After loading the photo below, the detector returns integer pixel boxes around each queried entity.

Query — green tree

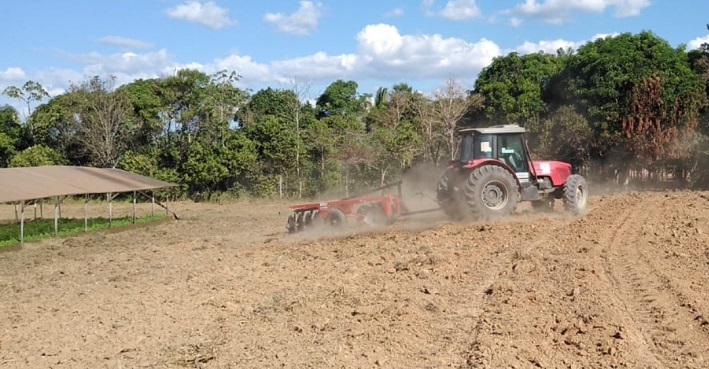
[0,105,21,166]
[474,52,564,127]
[316,80,367,118]
[364,83,424,183]
[532,105,592,169]
[2,80,50,118]
[116,78,166,148]
[198,70,246,145]
[304,118,338,193]
[244,114,299,195]
[566,31,706,169]
[9,145,66,167]
[25,93,85,164]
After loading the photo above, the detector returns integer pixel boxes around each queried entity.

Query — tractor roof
[458,124,526,135]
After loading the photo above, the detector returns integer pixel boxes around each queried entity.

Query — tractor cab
[456,125,532,183]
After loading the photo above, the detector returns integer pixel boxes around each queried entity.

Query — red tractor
[436,125,588,220]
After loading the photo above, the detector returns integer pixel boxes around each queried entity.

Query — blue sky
[1,0,708,115]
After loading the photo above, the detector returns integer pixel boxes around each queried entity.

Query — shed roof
[0,166,177,203]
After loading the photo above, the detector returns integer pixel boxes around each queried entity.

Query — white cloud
[209,55,271,84]
[508,17,523,27]
[688,35,709,50]
[423,0,482,20]
[264,1,323,36]
[69,49,174,78]
[515,39,580,54]
[3,25,631,109]
[513,33,619,54]
[354,24,500,79]
[505,0,650,24]
[0,67,27,83]
[385,8,404,18]
[440,0,481,20]
[165,0,235,30]
[98,36,153,50]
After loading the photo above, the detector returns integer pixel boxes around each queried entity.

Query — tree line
[2,30,709,200]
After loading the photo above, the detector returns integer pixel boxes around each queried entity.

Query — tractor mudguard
[531,161,572,187]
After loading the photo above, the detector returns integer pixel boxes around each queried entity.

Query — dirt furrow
[603,195,709,368]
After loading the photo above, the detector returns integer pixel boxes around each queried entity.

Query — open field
[1,190,709,368]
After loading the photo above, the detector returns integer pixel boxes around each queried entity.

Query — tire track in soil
[460,206,601,368]
[602,195,709,368]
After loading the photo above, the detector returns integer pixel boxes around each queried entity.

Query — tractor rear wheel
[464,165,519,220]
[563,174,588,215]
[436,173,465,220]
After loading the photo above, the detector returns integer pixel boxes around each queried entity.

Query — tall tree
[364,83,424,184]
[566,31,706,169]
[2,80,50,118]
[316,80,366,118]
[474,52,564,127]
[116,78,166,148]
[67,75,132,168]
[0,105,21,166]
[433,78,481,160]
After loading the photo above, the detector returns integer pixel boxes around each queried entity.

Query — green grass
[0,214,168,248]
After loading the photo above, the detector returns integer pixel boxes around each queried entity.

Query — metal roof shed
[0,166,179,243]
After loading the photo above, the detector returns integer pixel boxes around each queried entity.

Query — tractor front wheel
[464,165,519,220]
[563,174,588,215]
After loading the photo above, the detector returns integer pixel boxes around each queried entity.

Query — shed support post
[20,201,25,244]
[151,190,155,216]
[108,193,113,227]
[84,194,88,232]
[53,196,66,237]
[54,196,59,237]
[132,191,136,224]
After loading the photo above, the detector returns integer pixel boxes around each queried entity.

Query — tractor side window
[473,134,493,159]
[458,135,475,162]
[498,135,528,172]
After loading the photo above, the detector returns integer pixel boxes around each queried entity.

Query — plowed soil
[1,190,709,368]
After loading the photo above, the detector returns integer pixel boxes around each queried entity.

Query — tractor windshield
[498,134,529,173]
[458,133,493,162]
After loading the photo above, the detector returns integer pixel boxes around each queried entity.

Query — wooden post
[108,193,113,227]
[33,202,37,220]
[14,203,18,223]
[20,201,25,244]
[151,190,155,216]
[132,191,136,224]
[279,175,283,199]
[54,196,59,237]
[84,194,88,232]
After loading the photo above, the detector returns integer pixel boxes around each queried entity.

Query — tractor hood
[531,160,572,187]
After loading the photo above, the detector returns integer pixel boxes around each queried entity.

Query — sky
[1,0,708,116]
